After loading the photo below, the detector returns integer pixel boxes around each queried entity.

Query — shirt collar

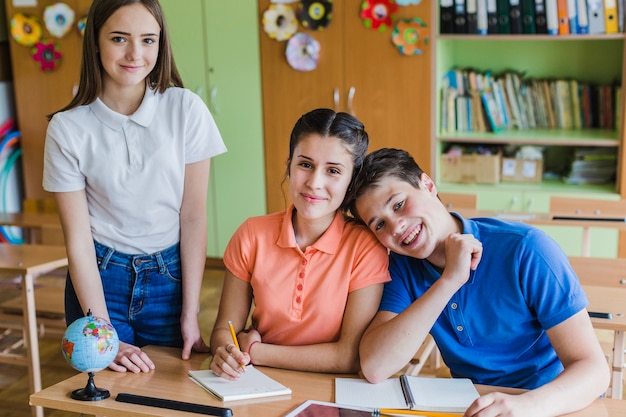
[277,205,345,254]
[89,87,159,130]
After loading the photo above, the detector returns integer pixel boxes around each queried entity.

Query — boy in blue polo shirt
[345,148,609,417]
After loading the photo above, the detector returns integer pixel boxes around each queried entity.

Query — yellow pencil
[227,320,245,370]
[227,320,241,351]
[374,409,462,417]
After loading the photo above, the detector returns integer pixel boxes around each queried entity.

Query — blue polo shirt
[381,214,588,389]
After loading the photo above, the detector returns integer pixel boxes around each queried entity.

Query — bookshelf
[430,32,625,198]
[429,20,626,256]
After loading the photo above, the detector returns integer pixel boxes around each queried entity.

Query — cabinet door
[259,0,345,214]
[163,0,265,257]
[5,0,93,199]
[343,0,431,168]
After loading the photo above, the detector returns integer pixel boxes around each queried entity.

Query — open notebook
[189,366,291,402]
[335,375,479,413]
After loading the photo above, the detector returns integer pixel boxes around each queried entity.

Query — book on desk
[188,365,292,402]
[335,375,479,413]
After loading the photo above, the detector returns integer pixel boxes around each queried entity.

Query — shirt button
[302,260,307,266]
[299,272,304,278]
[451,303,458,309]
[296,296,302,304]
[456,325,464,332]
[297,284,303,291]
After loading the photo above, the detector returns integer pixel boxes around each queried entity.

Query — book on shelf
[535,0,549,32]
[557,0,571,33]
[467,0,479,32]
[587,0,606,33]
[546,0,560,33]
[477,0,489,33]
[562,148,617,185]
[335,375,480,414]
[567,0,580,33]
[188,366,292,402]
[576,0,590,32]
[455,0,469,32]
[497,0,512,32]
[487,0,500,32]
[510,0,524,33]
[441,0,456,33]
[521,0,537,32]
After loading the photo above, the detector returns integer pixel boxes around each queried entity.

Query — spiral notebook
[189,366,291,402]
[335,375,479,413]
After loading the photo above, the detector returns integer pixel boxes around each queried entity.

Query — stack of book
[562,147,618,184]
[440,0,625,35]
[440,68,620,134]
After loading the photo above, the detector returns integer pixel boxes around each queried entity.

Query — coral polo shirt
[224,205,390,346]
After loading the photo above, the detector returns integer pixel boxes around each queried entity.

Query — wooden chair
[568,256,626,399]
[568,256,626,288]
[549,197,626,257]
[405,193,478,376]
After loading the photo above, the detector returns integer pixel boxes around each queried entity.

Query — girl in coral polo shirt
[209,108,390,379]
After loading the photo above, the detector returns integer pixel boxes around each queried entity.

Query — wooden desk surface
[456,209,626,230]
[0,212,61,228]
[30,346,626,417]
[0,244,68,275]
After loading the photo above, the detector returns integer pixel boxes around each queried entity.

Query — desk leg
[22,272,44,417]
[581,227,590,257]
[611,330,624,400]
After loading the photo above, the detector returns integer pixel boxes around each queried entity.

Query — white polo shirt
[43,87,227,254]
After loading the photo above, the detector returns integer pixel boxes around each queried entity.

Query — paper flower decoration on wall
[77,15,87,37]
[285,32,320,72]
[360,0,398,31]
[32,40,62,71]
[10,13,43,47]
[44,2,75,38]
[392,18,429,56]
[263,4,298,41]
[297,0,333,30]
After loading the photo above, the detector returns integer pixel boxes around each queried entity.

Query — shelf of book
[438,129,619,146]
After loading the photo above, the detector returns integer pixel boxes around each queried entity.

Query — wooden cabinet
[259,0,432,213]
[4,0,93,199]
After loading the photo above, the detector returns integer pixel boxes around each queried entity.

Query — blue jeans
[65,240,184,348]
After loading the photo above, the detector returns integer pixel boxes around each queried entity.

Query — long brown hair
[48,0,183,119]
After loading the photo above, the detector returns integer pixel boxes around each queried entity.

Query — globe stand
[71,371,110,401]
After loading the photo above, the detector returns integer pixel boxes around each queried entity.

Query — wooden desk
[0,244,68,417]
[584,284,626,400]
[0,212,63,244]
[30,346,626,417]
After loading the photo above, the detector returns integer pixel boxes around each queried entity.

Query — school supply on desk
[335,375,479,413]
[189,366,292,402]
[115,393,233,416]
[589,311,613,319]
[283,399,463,417]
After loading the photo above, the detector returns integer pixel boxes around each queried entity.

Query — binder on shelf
[441,0,456,33]
[557,0,570,33]
[510,0,524,32]
[587,0,606,32]
[522,0,537,32]
[467,0,479,32]
[576,0,590,32]
[545,0,560,33]
[618,0,625,32]
[497,0,512,32]
[567,0,580,33]
[604,0,618,32]
[487,0,500,32]
[477,0,489,33]
[454,0,469,32]
[535,0,549,32]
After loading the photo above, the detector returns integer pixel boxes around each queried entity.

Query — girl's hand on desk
[209,343,250,380]
[108,341,155,373]
[464,391,535,417]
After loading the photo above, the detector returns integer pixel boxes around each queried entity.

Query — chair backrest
[438,192,478,210]
[568,256,626,288]
[550,197,626,218]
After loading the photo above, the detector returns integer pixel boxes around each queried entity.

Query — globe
[61,311,119,400]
